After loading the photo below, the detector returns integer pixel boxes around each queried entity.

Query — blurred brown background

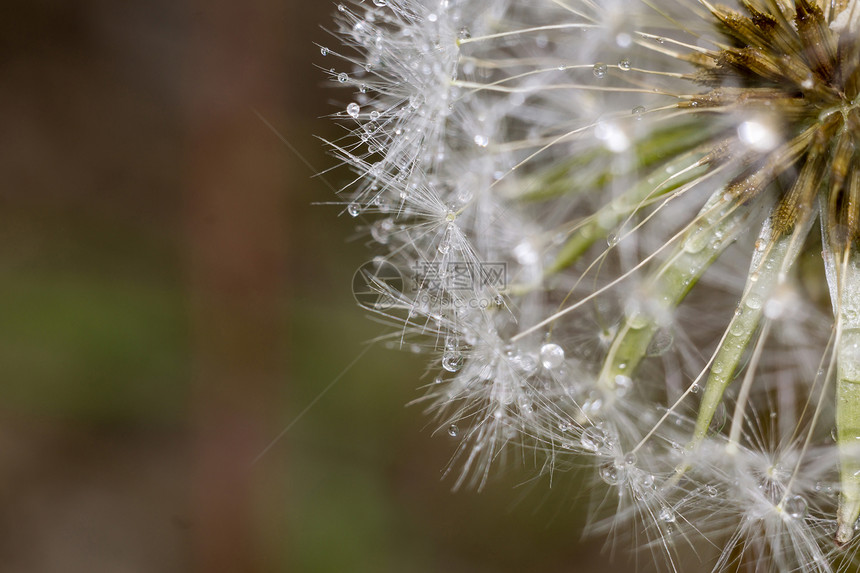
[0,2,621,572]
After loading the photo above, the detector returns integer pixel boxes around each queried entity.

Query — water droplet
[745,294,763,310]
[646,330,674,356]
[690,382,700,394]
[473,134,489,147]
[320,47,329,56]
[347,202,361,217]
[448,424,459,437]
[683,228,708,253]
[599,462,625,485]
[606,233,619,247]
[369,110,380,121]
[518,394,534,414]
[510,352,538,375]
[583,396,603,416]
[592,63,608,78]
[458,27,471,40]
[371,218,393,244]
[347,102,361,118]
[729,319,745,337]
[373,0,388,5]
[705,485,718,497]
[442,351,463,372]
[624,452,637,465]
[338,72,349,83]
[632,105,646,120]
[540,343,565,369]
[618,58,631,71]
[625,306,649,329]
[614,375,633,397]
[659,506,676,523]
[783,494,807,519]
[580,426,607,452]
[437,237,450,254]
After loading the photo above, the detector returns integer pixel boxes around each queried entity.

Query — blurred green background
[0,2,628,572]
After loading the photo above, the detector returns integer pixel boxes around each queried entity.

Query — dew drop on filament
[783,495,807,519]
[442,351,463,372]
[540,343,565,369]
[659,507,676,523]
[599,462,625,485]
[580,426,607,452]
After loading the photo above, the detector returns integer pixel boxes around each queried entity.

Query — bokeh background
[0,2,631,571]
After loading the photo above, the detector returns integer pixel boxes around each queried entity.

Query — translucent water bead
[442,351,463,372]
[599,461,626,485]
[539,343,565,369]
[659,506,676,523]
[783,495,807,519]
[580,426,609,453]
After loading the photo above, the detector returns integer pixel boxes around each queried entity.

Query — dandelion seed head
[326,0,860,568]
